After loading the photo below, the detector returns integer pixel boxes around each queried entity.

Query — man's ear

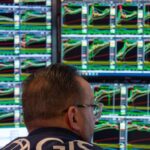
[67,106,80,132]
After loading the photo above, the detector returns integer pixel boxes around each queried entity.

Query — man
[2,64,103,150]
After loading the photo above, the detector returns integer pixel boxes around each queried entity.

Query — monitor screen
[61,0,150,149]
[0,0,52,147]
[61,0,150,77]
[91,81,150,149]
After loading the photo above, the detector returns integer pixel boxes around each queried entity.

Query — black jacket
[1,127,102,150]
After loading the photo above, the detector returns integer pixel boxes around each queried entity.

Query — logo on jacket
[3,139,30,150]
[3,138,93,150]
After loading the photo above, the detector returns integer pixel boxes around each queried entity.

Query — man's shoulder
[1,137,30,150]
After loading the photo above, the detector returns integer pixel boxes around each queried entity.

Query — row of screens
[0,109,149,150]
[0,83,150,116]
[62,37,150,71]
[0,56,51,81]
[1,36,150,76]
[0,32,51,55]
[0,8,51,30]
[94,118,150,150]
[0,0,51,5]
[62,3,150,34]
[0,0,52,147]
[93,83,150,116]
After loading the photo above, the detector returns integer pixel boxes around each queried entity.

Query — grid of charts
[61,0,150,149]
[0,0,52,147]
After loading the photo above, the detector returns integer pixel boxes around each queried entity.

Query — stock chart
[0,0,52,147]
[62,0,150,149]
[61,0,150,77]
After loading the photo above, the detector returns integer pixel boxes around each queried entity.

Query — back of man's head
[22,63,83,129]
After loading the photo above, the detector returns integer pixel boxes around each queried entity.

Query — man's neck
[26,117,70,133]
